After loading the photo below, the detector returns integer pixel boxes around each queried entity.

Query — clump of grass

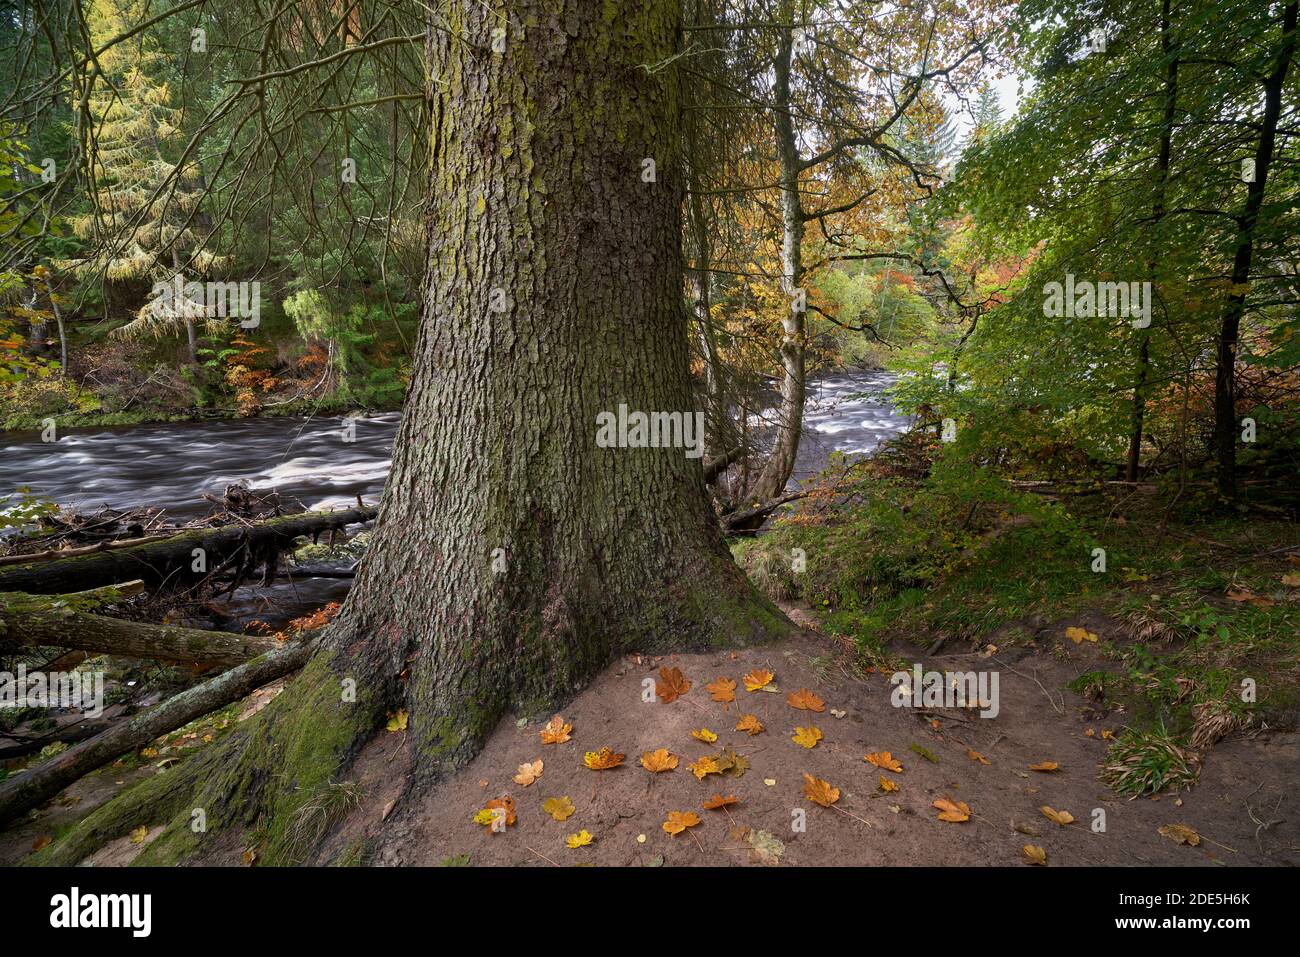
[1100,727,1200,797]
[282,780,365,864]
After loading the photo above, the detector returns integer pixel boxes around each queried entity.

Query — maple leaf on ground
[791,726,823,749]
[933,798,971,823]
[735,714,765,735]
[539,715,572,744]
[583,747,625,770]
[714,747,750,778]
[802,773,839,808]
[702,794,739,810]
[878,775,898,793]
[1022,844,1047,865]
[743,668,775,692]
[513,760,543,786]
[1028,761,1060,772]
[566,830,594,849]
[542,796,576,821]
[662,811,702,835]
[641,748,679,772]
[706,677,737,705]
[386,709,408,733]
[687,756,722,779]
[1065,626,1098,644]
[1158,823,1201,846]
[656,666,692,703]
[787,688,826,712]
[129,826,148,844]
[1040,806,1074,826]
[967,749,990,765]
[475,796,517,831]
[864,751,903,773]
[691,728,718,743]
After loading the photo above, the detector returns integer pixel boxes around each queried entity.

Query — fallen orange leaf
[706,677,737,705]
[656,666,692,703]
[640,748,679,773]
[735,714,765,735]
[791,726,823,749]
[802,773,839,808]
[743,668,775,692]
[787,688,826,712]
[864,751,903,773]
[662,810,701,835]
[702,794,739,810]
[933,798,971,823]
[583,747,625,770]
[539,715,572,744]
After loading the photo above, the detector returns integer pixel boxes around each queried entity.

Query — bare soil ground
[6,612,1295,867]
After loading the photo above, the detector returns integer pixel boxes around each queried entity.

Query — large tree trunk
[1213,1,1297,500]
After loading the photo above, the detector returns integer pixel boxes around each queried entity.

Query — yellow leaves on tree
[656,666,692,703]
[1040,806,1075,826]
[539,715,572,744]
[542,796,576,822]
[662,811,702,836]
[933,798,971,823]
[706,677,737,705]
[583,747,625,770]
[566,830,594,849]
[640,749,679,773]
[802,773,839,808]
[791,726,823,749]
[743,668,775,692]
[513,760,543,786]
[786,688,826,712]
[735,714,765,735]
[864,751,902,773]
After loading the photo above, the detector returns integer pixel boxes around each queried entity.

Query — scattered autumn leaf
[933,798,971,823]
[662,811,702,835]
[539,715,572,744]
[129,826,148,844]
[583,747,625,770]
[878,775,898,793]
[706,677,737,705]
[542,796,576,821]
[702,794,739,810]
[864,751,903,773]
[386,709,408,732]
[735,714,765,735]
[513,760,544,786]
[32,835,51,852]
[802,773,840,808]
[1040,806,1074,826]
[1158,823,1201,846]
[656,666,692,703]
[687,756,722,779]
[1065,626,1098,644]
[714,748,750,778]
[484,796,516,828]
[791,726,823,749]
[967,749,990,765]
[787,688,826,712]
[1022,844,1047,865]
[640,749,679,773]
[691,728,718,743]
[743,668,775,692]
[1028,761,1060,773]
[566,830,594,849]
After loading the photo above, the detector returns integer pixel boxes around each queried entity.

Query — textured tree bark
[320,0,789,774]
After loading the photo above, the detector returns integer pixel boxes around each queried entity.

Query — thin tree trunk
[1214,1,1297,500]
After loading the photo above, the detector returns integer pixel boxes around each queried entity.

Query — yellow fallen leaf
[864,751,903,773]
[691,728,718,743]
[513,759,544,786]
[802,773,839,808]
[967,749,990,764]
[1028,761,1060,772]
[687,756,721,779]
[735,714,764,735]
[1158,823,1201,846]
[743,668,775,692]
[583,747,625,770]
[640,748,679,772]
[386,709,408,732]
[1022,844,1047,865]
[542,796,576,821]
[791,726,823,749]
[129,826,148,844]
[878,775,898,793]
[539,715,572,744]
[566,830,594,848]
[1065,626,1098,644]
[662,811,701,835]
[933,798,971,823]
[1040,806,1074,826]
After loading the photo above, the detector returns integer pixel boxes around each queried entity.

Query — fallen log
[0,640,312,826]
[721,490,809,532]
[0,505,377,595]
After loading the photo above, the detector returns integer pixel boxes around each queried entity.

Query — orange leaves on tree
[540,715,572,744]
[656,666,692,703]
[802,773,839,808]
[743,668,775,692]
[933,798,971,823]
[786,688,825,712]
[583,747,625,770]
[706,677,737,705]
[791,726,823,749]
[662,811,702,836]
[864,751,902,773]
[640,749,678,773]
[702,794,738,810]
[735,714,765,735]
